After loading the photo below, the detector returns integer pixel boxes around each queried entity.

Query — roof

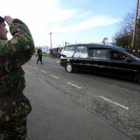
[65,43,124,50]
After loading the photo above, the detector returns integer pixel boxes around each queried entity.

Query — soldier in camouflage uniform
[0,16,35,140]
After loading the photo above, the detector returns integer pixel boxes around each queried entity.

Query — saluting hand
[4,16,13,26]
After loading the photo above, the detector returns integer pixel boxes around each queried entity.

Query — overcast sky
[0,0,136,48]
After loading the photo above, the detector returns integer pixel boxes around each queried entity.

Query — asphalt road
[24,55,140,140]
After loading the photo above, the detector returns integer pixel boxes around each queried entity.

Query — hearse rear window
[74,46,88,58]
[62,46,75,57]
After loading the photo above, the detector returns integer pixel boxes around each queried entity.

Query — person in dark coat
[36,48,43,64]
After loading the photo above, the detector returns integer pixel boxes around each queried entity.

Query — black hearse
[60,43,140,84]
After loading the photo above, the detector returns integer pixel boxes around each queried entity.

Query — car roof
[65,43,125,51]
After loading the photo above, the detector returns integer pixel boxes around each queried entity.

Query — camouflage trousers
[0,116,27,140]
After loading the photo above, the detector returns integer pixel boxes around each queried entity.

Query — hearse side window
[74,46,88,58]
[90,49,108,59]
[110,51,127,61]
[62,46,75,57]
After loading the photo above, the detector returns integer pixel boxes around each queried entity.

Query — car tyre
[65,63,74,73]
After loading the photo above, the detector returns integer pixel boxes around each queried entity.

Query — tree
[112,12,134,48]
[113,7,140,50]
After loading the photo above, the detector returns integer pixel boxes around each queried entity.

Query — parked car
[59,43,140,84]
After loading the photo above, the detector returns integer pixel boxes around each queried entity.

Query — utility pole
[50,32,52,49]
[131,0,139,49]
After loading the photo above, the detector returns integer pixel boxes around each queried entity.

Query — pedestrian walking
[0,15,35,140]
[36,48,43,64]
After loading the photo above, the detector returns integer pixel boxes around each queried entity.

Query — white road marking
[31,66,38,70]
[99,96,129,110]
[67,82,81,89]
[51,75,59,79]
[24,66,38,70]
[23,69,32,75]
[24,66,32,68]
[38,78,56,90]
[41,70,46,74]
[56,61,59,63]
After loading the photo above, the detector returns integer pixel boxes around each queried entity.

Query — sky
[0,0,137,48]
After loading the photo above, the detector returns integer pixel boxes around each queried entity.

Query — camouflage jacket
[0,19,35,122]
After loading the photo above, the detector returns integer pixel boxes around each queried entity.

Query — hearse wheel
[65,63,74,73]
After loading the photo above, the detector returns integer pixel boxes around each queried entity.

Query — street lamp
[50,32,52,49]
